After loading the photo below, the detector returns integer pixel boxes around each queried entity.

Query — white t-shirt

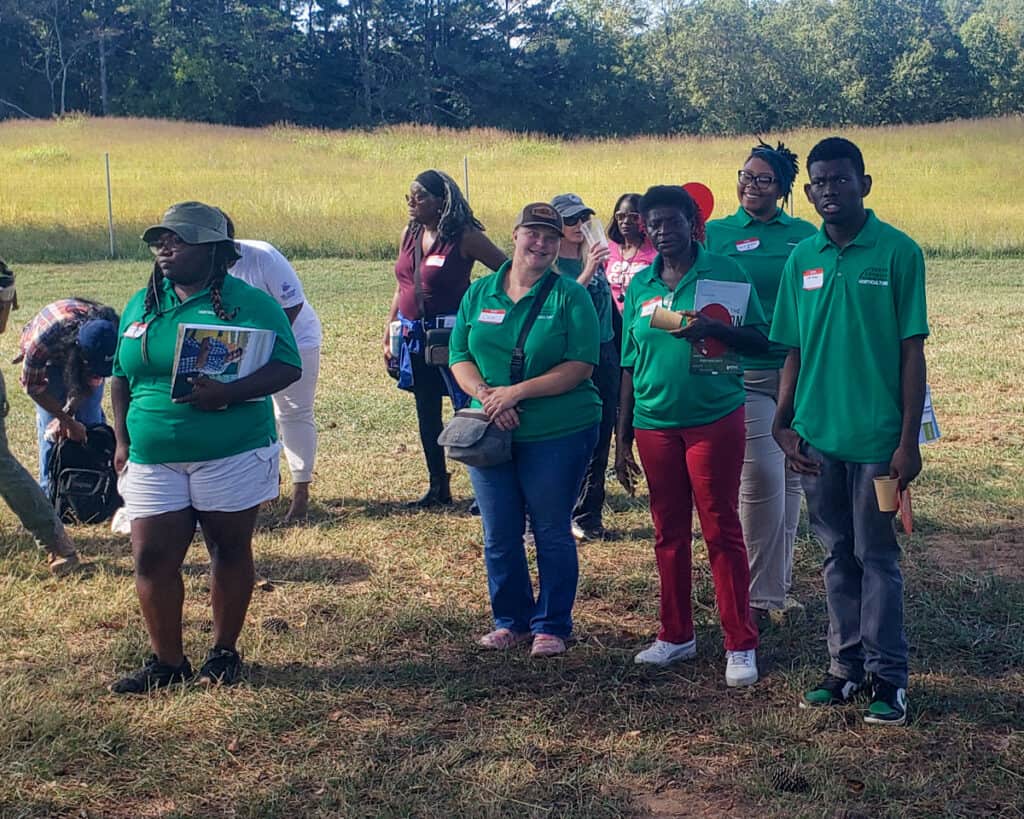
[229,240,322,350]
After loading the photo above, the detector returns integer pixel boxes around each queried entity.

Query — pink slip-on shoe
[530,634,567,657]
[477,628,532,650]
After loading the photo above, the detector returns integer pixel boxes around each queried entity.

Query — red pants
[635,407,758,651]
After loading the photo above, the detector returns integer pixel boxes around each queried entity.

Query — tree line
[1,0,1022,136]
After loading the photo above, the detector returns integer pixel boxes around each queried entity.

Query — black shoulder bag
[412,230,454,367]
[438,273,557,467]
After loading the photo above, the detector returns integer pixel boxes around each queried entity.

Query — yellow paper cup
[873,476,900,512]
[650,305,684,331]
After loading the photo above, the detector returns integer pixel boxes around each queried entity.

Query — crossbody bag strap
[411,226,426,320]
[510,272,557,385]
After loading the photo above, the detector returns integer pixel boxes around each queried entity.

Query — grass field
[0,255,1022,818]
[2,115,1024,263]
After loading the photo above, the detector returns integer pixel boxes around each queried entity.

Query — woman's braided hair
[410,169,483,243]
[749,139,800,205]
[142,241,239,322]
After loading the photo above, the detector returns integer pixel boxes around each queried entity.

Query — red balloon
[683,181,715,221]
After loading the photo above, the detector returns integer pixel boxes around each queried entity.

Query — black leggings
[410,350,448,480]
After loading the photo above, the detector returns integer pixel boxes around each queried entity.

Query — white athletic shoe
[725,649,759,687]
[634,638,697,666]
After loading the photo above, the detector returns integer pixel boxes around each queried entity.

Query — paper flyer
[919,384,941,444]
[170,324,276,400]
[689,279,750,375]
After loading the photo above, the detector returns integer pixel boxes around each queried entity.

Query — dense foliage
[1,0,1022,135]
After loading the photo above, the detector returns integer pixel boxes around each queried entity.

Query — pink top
[606,237,658,313]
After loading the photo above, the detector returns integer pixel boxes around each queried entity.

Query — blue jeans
[801,444,907,688]
[468,424,598,638]
[35,365,105,494]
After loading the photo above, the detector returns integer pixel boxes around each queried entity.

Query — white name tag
[425,254,446,268]
[735,238,760,252]
[802,268,824,290]
[640,297,663,317]
[478,309,506,324]
[123,322,148,339]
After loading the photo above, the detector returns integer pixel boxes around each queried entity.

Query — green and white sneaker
[864,677,908,726]
[800,673,864,708]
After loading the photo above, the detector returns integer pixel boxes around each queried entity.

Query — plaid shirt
[16,299,96,395]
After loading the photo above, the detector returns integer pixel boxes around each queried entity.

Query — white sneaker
[634,638,697,666]
[571,521,585,540]
[725,649,758,687]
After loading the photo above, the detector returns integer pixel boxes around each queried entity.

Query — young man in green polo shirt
[770,137,929,726]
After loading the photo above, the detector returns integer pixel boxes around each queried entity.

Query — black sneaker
[109,655,193,695]
[799,673,864,708]
[864,677,908,726]
[196,646,243,687]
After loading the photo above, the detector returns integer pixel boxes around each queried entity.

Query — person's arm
[461,229,507,272]
[478,360,593,418]
[675,313,769,355]
[111,375,131,472]
[384,229,407,358]
[614,368,642,495]
[889,336,927,488]
[28,390,88,442]
[772,348,820,474]
[174,361,301,411]
[450,360,519,431]
[576,243,610,288]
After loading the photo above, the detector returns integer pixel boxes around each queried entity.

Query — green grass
[2,115,1024,263]
[1,257,1022,817]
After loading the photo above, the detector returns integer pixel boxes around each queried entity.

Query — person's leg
[851,461,908,689]
[35,366,66,493]
[409,350,450,506]
[685,408,758,652]
[634,427,695,645]
[739,389,788,611]
[574,341,619,534]
[783,465,804,597]
[801,445,865,684]
[131,509,197,666]
[273,345,320,522]
[520,424,598,638]
[0,372,75,562]
[197,506,259,651]
[467,459,533,634]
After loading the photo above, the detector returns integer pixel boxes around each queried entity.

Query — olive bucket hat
[142,201,240,262]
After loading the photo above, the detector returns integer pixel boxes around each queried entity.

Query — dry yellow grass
[1,115,1022,262]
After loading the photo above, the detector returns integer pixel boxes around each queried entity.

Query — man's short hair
[806,137,866,177]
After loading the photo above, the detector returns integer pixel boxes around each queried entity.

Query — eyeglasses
[615,212,641,223]
[563,213,591,227]
[738,170,777,188]
[147,234,188,255]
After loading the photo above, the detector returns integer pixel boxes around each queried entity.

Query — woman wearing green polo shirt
[108,202,302,695]
[615,185,767,686]
[706,141,817,621]
[449,202,601,658]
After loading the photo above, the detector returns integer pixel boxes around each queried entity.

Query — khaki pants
[740,369,803,610]
[0,371,68,552]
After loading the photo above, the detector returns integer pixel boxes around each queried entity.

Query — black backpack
[46,423,122,525]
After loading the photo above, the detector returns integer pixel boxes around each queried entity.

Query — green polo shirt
[706,206,816,370]
[449,264,601,442]
[553,256,615,344]
[770,210,929,463]
[113,275,301,464]
[621,247,767,430]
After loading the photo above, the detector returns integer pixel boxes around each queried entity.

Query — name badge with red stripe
[425,254,446,268]
[478,309,506,324]
[640,296,663,317]
[735,237,760,252]
[802,268,824,290]
[123,322,148,339]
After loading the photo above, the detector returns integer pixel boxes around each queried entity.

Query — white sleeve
[258,244,306,309]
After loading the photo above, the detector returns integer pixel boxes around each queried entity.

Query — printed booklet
[690,279,750,375]
[170,324,276,400]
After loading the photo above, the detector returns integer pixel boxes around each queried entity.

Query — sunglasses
[563,213,591,227]
[147,234,189,255]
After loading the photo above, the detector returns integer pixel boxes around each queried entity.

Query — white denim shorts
[118,443,281,520]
